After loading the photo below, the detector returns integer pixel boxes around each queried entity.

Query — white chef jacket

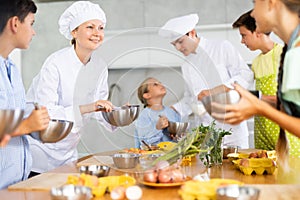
[173,37,254,148]
[26,46,114,173]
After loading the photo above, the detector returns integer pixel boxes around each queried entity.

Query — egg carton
[238,165,276,175]
[233,158,276,175]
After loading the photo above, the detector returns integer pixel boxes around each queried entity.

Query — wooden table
[1,152,300,200]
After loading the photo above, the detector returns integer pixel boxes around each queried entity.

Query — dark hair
[232,10,256,33]
[281,0,300,17]
[0,0,37,34]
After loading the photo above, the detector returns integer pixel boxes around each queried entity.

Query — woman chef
[26,1,115,177]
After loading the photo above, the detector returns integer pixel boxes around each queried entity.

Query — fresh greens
[152,121,232,167]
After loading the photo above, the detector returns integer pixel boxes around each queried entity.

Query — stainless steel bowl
[50,184,92,200]
[112,153,139,169]
[216,185,260,200]
[39,119,73,143]
[167,121,189,137]
[0,109,24,139]
[102,105,140,127]
[79,165,110,177]
[201,90,240,115]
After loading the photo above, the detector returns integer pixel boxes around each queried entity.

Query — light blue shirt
[134,106,181,148]
[0,56,31,189]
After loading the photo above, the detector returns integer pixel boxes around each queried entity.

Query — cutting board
[8,173,78,191]
[76,155,114,167]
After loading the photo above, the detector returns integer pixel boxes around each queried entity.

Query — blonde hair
[137,77,155,108]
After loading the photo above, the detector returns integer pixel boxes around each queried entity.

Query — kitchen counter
[1,151,300,200]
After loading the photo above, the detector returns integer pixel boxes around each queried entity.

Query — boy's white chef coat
[173,37,254,148]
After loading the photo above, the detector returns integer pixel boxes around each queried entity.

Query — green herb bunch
[152,121,232,167]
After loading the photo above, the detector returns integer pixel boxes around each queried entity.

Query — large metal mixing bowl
[0,109,24,139]
[102,105,140,127]
[201,90,240,115]
[39,119,73,143]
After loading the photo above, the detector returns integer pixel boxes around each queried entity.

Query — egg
[110,186,126,200]
[125,185,143,200]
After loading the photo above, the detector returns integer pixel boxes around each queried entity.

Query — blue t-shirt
[134,106,181,148]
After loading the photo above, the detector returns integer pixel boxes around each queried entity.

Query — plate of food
[141,176,192,187]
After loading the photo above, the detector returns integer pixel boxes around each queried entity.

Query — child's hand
[156,115,169,130]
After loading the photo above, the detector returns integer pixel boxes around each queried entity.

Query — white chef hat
[159,14,199,42]
[59,1,106,40]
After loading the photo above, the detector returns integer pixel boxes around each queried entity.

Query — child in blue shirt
[134,77,181,148]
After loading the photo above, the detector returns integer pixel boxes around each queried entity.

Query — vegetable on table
[151,121,232,167]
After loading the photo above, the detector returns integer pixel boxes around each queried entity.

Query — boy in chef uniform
[159,14,254,148]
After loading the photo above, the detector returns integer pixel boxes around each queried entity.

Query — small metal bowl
[79,165,110,177]
[112,153,139,169]
[216,185,260,200]
[102,105,140,127]
[50,184,92,200]
[39,119,73,143]
[139,153,164,170]
[167,121,189,137]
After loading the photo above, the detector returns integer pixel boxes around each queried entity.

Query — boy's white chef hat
[59,1,106,40]
[159,14,199,42]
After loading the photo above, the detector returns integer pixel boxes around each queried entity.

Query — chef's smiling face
[71,19,104,51]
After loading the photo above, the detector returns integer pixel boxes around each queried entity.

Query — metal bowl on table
[50,184,92,200]
[39,119,73,143]
[167,121,189,138]
[79,165,110,177]
[0,109,24,139]
[216,185,260,200]
[112,153,140,169]
[101,105,140,127]
[201,90,240,115]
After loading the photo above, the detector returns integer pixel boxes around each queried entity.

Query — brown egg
[240,158,249,167]
[249,152,258,158]
[259,151,268,158]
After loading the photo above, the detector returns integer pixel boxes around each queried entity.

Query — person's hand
[26,106,50,132]
[95,100,113,112]
[197,89,210,101]
[211,84,262,124]
[156,115,169,130]
[0,134,11,147]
